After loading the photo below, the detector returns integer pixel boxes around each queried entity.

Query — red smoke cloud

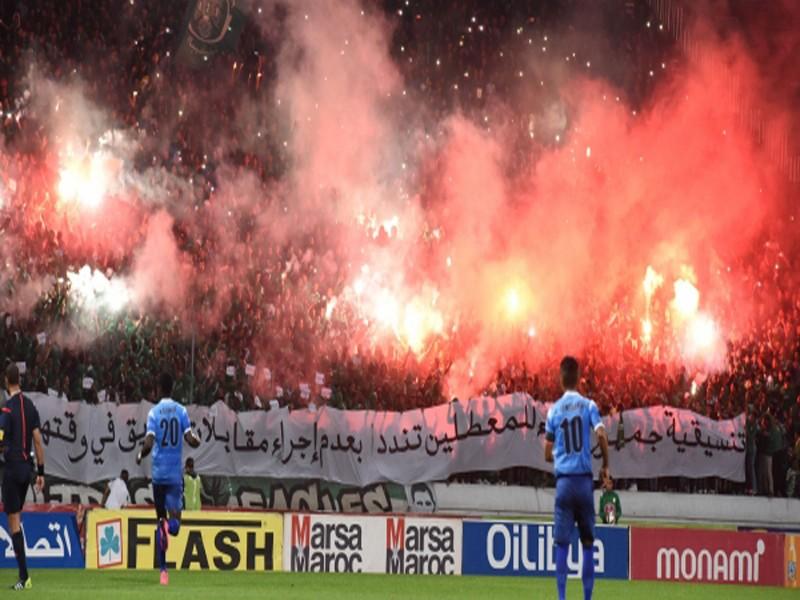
[423,34,787,392]
[2,0,797,397]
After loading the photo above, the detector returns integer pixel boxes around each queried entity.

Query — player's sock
[168,518,180,536]
[155,520,167,571]
[11,531,28,582]
[555,543,569,600]
[582,545,595,600]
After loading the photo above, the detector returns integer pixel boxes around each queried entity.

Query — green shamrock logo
[100,525,120,557]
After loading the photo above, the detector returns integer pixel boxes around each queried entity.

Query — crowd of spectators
[0,1,797,498]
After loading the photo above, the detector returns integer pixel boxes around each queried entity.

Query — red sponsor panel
[631,528,784,586]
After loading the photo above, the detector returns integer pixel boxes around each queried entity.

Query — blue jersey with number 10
[146,398,191,484]
[545,391,603,477]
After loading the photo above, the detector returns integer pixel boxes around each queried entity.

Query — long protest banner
[29,393,745,486]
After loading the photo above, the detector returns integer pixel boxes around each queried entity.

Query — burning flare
[67,265,130,313]
[672,278,700,318]
[642,265,664,303]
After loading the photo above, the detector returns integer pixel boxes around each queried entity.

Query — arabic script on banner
[30,393,745,485]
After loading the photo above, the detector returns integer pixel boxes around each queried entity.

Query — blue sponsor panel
[462,521,628,579]
[0,512,84,568]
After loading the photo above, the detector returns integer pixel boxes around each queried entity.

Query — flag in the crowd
[177,0,245,68]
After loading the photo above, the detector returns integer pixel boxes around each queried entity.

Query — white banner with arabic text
[28,393,745,485]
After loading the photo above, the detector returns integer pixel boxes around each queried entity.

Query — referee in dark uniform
[1,363,45,591]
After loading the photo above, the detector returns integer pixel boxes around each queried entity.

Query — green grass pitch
[0,570,794,599]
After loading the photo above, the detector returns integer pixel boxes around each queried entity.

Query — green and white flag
[177,0,245,68]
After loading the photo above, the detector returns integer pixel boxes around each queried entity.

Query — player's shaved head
[159,372,174,398]
[560,356,579,390]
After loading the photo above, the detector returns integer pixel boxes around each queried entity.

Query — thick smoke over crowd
[232,1,786,389]
[0,0,797,407]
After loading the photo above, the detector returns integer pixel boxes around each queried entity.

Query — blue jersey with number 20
[146,398,191,484]
[545,391,603,477]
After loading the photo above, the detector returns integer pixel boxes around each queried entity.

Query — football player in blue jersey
[545,356,610,600]
[137,373,200,586]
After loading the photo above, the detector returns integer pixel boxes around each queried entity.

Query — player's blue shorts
[554,474,595,546]
[152,482,184,519]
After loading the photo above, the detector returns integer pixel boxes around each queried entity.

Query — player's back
[147,398,190,484]
[546,391,602,478]
[1,393,41,464]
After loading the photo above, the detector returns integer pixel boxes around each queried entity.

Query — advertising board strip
[461,521,629,579]
[0,512,83,569]
[786,535,798,588]
[283,513,462,575]
[630,527,784,586]
[86,509,282,571]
